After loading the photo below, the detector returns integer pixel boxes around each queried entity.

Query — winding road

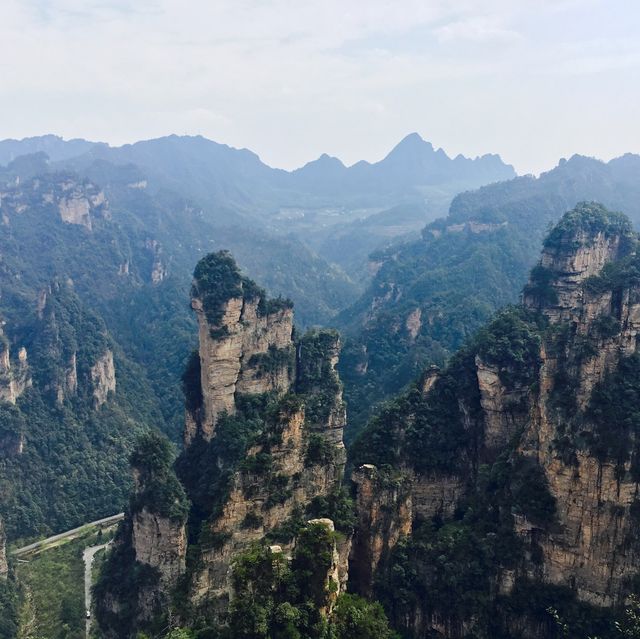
[10,513,124,557]
[10,513,123,638]
[84,542,111,637]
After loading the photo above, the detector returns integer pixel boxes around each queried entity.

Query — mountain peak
[386,133,434,158]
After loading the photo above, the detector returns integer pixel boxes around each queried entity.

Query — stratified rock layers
[351,204,640,634]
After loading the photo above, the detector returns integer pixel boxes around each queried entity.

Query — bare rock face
[350,465,412,598]
[132,507,187,586]
[91,350,116,407]
[145,239,167,284]
[56,181,109,230]
[0,516,8,579]
[475,355,529,452]
[350,462,465,599]
[59,195,92,228]
[56,350,78,404]
[405,308,422,342]
[0,335,31,405]
[188,254,294,443]
[191,294,294,441]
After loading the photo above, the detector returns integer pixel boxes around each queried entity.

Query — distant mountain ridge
[0,134,103,165]
[0,132,516,210]
[289,132,516,199]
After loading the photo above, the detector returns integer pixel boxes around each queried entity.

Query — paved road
[84,541,111,638]
[10,513,124,557]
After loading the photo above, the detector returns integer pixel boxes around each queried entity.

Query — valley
[1,133,640,639]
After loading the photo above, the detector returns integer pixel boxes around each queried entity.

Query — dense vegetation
[0,281,162,540]
[129,432,190,522]
[216,525,396,639]
[587,353,640,479]
[351,205,640,637]
[0,576,20,639]
[0,154,355,543]
[351,305,543,473]
[2,136,640,638]
[543,202,633,249]
[94,433,187,639]
[10,525,115,639]
[338,155,640,440]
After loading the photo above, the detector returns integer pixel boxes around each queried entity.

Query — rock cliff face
[0,173,109,230]
[95,432,189,637]
[57,180,108,229]
[99,252,349,636]
[351,203,640,636]
[0,333,31,406]
[0,516,8,579]
[518,210,640,607]
[183,256,347,614]
[350,465,412,598]
[131,506,187,587]
[91,349,116,407]
[190,295,293,441]
[187,252,294,443]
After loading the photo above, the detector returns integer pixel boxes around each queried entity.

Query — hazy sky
[1,0,638,174]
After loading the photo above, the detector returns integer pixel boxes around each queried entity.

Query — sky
[0,0,639,175]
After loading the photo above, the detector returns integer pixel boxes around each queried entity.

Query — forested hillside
[349,204,640,637]
[0,132,514,544]
[338,153,640,438]
[0,160,353,540]
[6,133,516,278]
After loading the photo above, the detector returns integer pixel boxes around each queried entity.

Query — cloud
[434,16,523,44]
[0,0,638,174]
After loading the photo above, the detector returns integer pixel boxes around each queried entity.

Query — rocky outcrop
[99,253,349,636]
[57,181,108,230]
[405,308,422,341]
[350,462,465,598]
[59,194,92,228]
[145,239,167,284]
[516,213,640,606]
[56,350,78,404]
[95,432,189,637]
[189,326,346,611]
[350,465,412,598]
[190,293,293,441]
[91,350,116,407]
[132,507,187,587]
[306,518,345,615]
[0,335,31,405]
[352,204,640,635]
[0,516,8,579]
[523,210,632,324]
[475,355,529,452]
[188,252,294,443]
[0,173,109,230]
[185,256,346,615]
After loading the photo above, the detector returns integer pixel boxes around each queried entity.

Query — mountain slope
[0,135,100,166]
[338,153,640,438]
[350,203,640,637]
[0,151,363,542]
